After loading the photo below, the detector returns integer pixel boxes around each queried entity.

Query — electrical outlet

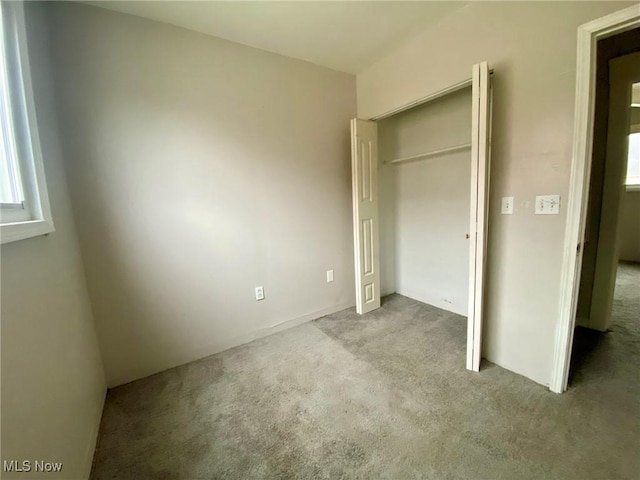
[255,286,265,301]
[501,196,514,214]
[326,270,334,283]
[535,195,561,215]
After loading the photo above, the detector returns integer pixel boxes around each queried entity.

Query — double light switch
[535,195,560,215]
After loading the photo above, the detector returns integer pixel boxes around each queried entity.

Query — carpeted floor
[91,263,640,480]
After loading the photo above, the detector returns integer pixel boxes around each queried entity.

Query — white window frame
[0,1,53,244]
[628,125,640,192]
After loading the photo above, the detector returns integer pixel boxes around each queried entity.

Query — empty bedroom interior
[1,1,638,479]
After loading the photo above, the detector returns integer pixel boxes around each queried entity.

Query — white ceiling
[84,1,468,74]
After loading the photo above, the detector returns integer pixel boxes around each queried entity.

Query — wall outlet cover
[255,286,265,301]
[326,270,334,283]
[501,196,514,214]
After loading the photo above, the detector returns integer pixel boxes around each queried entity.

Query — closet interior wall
[378,87,473,315]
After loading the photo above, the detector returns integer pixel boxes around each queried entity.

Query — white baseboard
[396,288,467,316]
[108,300,356,388]
[249,300,356,340]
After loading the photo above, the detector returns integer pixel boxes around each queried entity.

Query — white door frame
[354,62,492,371]
[550,4,640,394]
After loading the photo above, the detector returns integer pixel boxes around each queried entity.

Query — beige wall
[46,3,357,387]
[378,88,471,315]
[1,3,106,479]
[378,158,397,297]
[357,1,634,386]
[619,191,640,262]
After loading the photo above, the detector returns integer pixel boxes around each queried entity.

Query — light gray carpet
[91,264,640,480]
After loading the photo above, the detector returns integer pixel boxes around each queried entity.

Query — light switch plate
[501,196,514,214]
[255,286,265,301]
[535,195,560,214]
[326,270,334,283]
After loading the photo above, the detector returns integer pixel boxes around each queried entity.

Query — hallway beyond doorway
[570,262,640,390]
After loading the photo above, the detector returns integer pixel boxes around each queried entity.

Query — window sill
[1,218,55,244]
[625,184,640,192]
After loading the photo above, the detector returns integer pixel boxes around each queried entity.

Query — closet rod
[370,70,494,121]
[386,143,472,165]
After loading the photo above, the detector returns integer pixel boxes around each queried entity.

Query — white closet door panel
[351,119,381,314]
[467,61,492,371]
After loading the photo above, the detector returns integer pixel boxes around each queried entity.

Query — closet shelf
[386,143,472,165]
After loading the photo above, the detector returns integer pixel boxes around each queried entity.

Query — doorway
[552,8,640,393]
[571,47,640,377]
[350,62,492,372]
[576,51,640,331]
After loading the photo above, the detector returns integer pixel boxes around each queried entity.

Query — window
[0,2,53,244]
[627,132,640,189]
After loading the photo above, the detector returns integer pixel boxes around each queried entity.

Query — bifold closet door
[350,119,381,314]
[467,61,492,372]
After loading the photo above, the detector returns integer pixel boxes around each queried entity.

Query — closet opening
[350,62,492,371]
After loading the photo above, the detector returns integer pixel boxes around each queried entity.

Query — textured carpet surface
[91,264,640,480]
